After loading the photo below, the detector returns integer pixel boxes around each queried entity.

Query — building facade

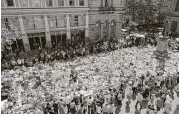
[1,0,125,53]
[88,0,125,41]
[162,0,179,33]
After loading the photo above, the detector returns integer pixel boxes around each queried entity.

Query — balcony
[99,7,115,14]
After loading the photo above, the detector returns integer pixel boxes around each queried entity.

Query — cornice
[1,7,90,15]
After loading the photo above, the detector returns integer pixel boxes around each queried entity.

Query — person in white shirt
[132,79,139,95]
[87,96,94,114]
[102,103,109,114]
[96,104,102,114]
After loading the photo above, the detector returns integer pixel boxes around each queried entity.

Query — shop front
[71,29,85,47]
[27,32,46,51]
[50,31,66,48]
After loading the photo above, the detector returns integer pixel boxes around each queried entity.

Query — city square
[1,0,179,114]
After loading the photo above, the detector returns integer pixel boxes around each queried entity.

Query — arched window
[111,20,116,37]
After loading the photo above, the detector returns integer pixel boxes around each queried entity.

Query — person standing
[164,100,172,114]
[102,103,109,114]
[155,97,164,112]
[135,92,143,110]
[117,91,123,106]
[87,96,94,114]
[133,79,139,95]
[96,103,102,114]
[52,100,59,114]
[108,102,115,114]
[70,100,76,114]
[126,87,133,104]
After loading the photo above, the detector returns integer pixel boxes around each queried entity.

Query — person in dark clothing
[160,80,165,88]
[46,103,54,114]
[143,88,149,99]
[79,94,83,107]
[42,104,48,114]
[53,101,59,114]
[177,74,179,84]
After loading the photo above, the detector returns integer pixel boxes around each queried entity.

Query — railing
[99,7,115,14]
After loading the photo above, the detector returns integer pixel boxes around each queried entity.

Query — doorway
[28,36,46,51]
[71,29,85,46]
[51,31,66,48]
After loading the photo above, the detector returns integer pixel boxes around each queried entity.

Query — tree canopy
[1,24,22,52]
[129,0,165,25]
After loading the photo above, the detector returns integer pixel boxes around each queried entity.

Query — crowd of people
[2,32,171,71]
[1,32,179,114]
[39,72,179,114]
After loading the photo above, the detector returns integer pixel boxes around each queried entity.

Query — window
[69,0,75,6]
[48,15,57,28]
[2,0,5,7]
[3,18,9,29]
[48,15,66,28]
[103,21,109,37]
[70,15,79,27]
[175,0,179,12]
[34,16,45,29]
[74,15,78,26]
[79,0,85,6]
[105,0,108,7]
[24,16,45,30]
[58,0,64,6]
[111,20,116,37]
[1,17,20,30]
[33,0,41,7]
[57,15,66,28]
[20,0,28,7]
[46,0,53,7]
[24,16,35,30]
[78,15,85,26]
[6,0,14,7]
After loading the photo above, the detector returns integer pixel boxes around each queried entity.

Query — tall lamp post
[153,19,170,75]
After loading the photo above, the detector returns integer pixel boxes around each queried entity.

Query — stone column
[18,15,30,52]
[44,15,52,48]
[85,12,89,43]
[66,13,71,42]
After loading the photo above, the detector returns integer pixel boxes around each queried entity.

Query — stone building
[161,0,179,33]
[1,0,89,53]
[88,0,125,41]
[1,0,125,53]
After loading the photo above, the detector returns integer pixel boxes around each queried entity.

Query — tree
[1,24,22,57]
[128,0,164,26]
